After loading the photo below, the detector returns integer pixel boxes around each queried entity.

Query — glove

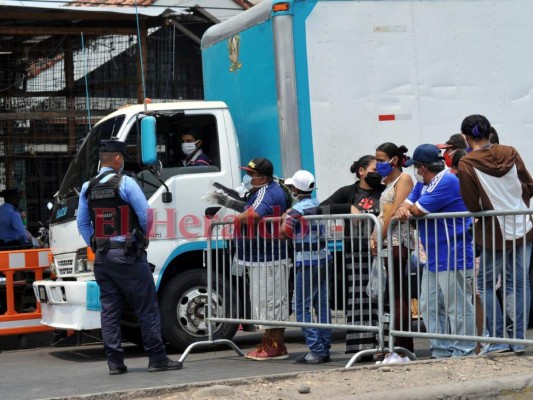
[203,190,246,212]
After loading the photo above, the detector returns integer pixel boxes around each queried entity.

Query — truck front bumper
[33,280,101,330]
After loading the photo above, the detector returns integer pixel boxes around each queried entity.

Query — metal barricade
[180,213,386,368]
[0,248,54,336]
[387,209,533,359]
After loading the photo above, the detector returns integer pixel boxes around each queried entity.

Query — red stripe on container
[378,114,395,121]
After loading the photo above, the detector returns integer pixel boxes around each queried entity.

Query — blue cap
[404,144,443,167]
[99,138,128,157]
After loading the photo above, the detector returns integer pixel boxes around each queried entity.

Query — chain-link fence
[0,23,207,234]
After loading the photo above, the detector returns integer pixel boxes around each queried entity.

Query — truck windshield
[57,115,125,199]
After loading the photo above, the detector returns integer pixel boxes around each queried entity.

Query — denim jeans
[295,262,332,356]
[420,268,477,358]
[478,242,532,350]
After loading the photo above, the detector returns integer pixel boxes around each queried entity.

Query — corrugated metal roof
[0,0,188,17]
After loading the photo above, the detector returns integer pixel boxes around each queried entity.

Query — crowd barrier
[180,213,386,367]
[180,210,533,368]
[387,210,533,359]
[0,248,54,336]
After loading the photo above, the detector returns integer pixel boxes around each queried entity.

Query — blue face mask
[376,161,394,178]
[242,174,253,191]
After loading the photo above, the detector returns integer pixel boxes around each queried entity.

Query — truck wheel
[160,269,238,352]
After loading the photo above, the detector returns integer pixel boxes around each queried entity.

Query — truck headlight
[76,258,87,273]
[49,261,57,276]
[76,248,92,273]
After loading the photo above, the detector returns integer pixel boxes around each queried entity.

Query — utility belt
[91,233,148,259]
[108,241,126,250]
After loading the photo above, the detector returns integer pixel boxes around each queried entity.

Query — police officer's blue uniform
[77,139,181,374]
[0,189,31,250]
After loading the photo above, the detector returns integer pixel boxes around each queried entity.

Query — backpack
[277,178,295,209]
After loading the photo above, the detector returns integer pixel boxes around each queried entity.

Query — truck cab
[34,101,241,350]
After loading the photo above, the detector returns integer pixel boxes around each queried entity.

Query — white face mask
[414,167,425,184]
[182,141,198,156]
[242,174,254,191]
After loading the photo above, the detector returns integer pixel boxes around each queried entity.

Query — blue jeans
[295,262,332,357]
[478,242,532,350]
[420,268,477,358]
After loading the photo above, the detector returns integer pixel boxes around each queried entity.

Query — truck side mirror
[140,116,157,166]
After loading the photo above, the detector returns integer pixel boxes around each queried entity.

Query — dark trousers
[384,246,414,353]
[94,248,167,369]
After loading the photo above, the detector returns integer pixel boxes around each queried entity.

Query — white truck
[34,0,533,350]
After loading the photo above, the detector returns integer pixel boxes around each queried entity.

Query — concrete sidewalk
[2,329,533,400]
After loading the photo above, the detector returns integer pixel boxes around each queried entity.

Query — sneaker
[375,352,410,365]
[108,365,128,375]
[147,358,183,372]
[511,345,526,355]
[245,336,289,361]
[244,335,268,359]
[294,352,327,364]
[479,344,511,355]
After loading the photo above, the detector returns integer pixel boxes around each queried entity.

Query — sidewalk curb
[44,365,533,400]
[356,375,533,400]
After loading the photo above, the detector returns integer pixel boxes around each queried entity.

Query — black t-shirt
[320,181,384,250]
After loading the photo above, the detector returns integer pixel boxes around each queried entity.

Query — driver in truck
[76,138,182,375]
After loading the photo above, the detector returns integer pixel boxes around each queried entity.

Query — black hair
[489,126,499,144]
[461,114,491,140]
[181,128,202,141]
[350,155,376,178]
[376,142,409,171]
[426,161,446,174]
[451,148,467,170]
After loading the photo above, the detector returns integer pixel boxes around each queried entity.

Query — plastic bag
[366,258,387,301]
[202,188,246,212]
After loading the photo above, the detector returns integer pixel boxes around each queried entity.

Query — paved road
[1,329,390,400]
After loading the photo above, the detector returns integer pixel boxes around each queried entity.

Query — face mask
[466,147,473,153]
[291,192,300,200]
[364,172,383,189]
[376,161,394,178]
[242,174,254,191]
[414,168,425,184]
[443,149,457,168]
[182,141,198,156]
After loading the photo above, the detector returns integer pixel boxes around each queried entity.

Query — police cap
[99,138,128,157]
[0,188,20,198]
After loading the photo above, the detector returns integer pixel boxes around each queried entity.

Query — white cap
[285,170,316,192]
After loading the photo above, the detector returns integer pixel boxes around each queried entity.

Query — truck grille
[57,258,74,275]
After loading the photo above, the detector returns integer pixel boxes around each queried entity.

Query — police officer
[77,138,182,375]
[0,188,31,250]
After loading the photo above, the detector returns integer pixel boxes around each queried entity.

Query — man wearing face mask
[77,138,182,375]
[396,144,476,359]
[234,157,290,361]
[180,130,211,166]
[0,188,32,250]
[436,133,467,170]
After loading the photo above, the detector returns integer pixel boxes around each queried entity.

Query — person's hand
[350,205,361,214]
[395,206,411,221]
[370,234,378,256]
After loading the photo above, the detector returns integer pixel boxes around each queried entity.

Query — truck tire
[160,269,239,352]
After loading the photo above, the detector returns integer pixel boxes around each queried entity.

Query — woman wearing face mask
[181,130,211,166]
[436,133,468,169]
[371,142,415,364]
[320,155,385,359]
